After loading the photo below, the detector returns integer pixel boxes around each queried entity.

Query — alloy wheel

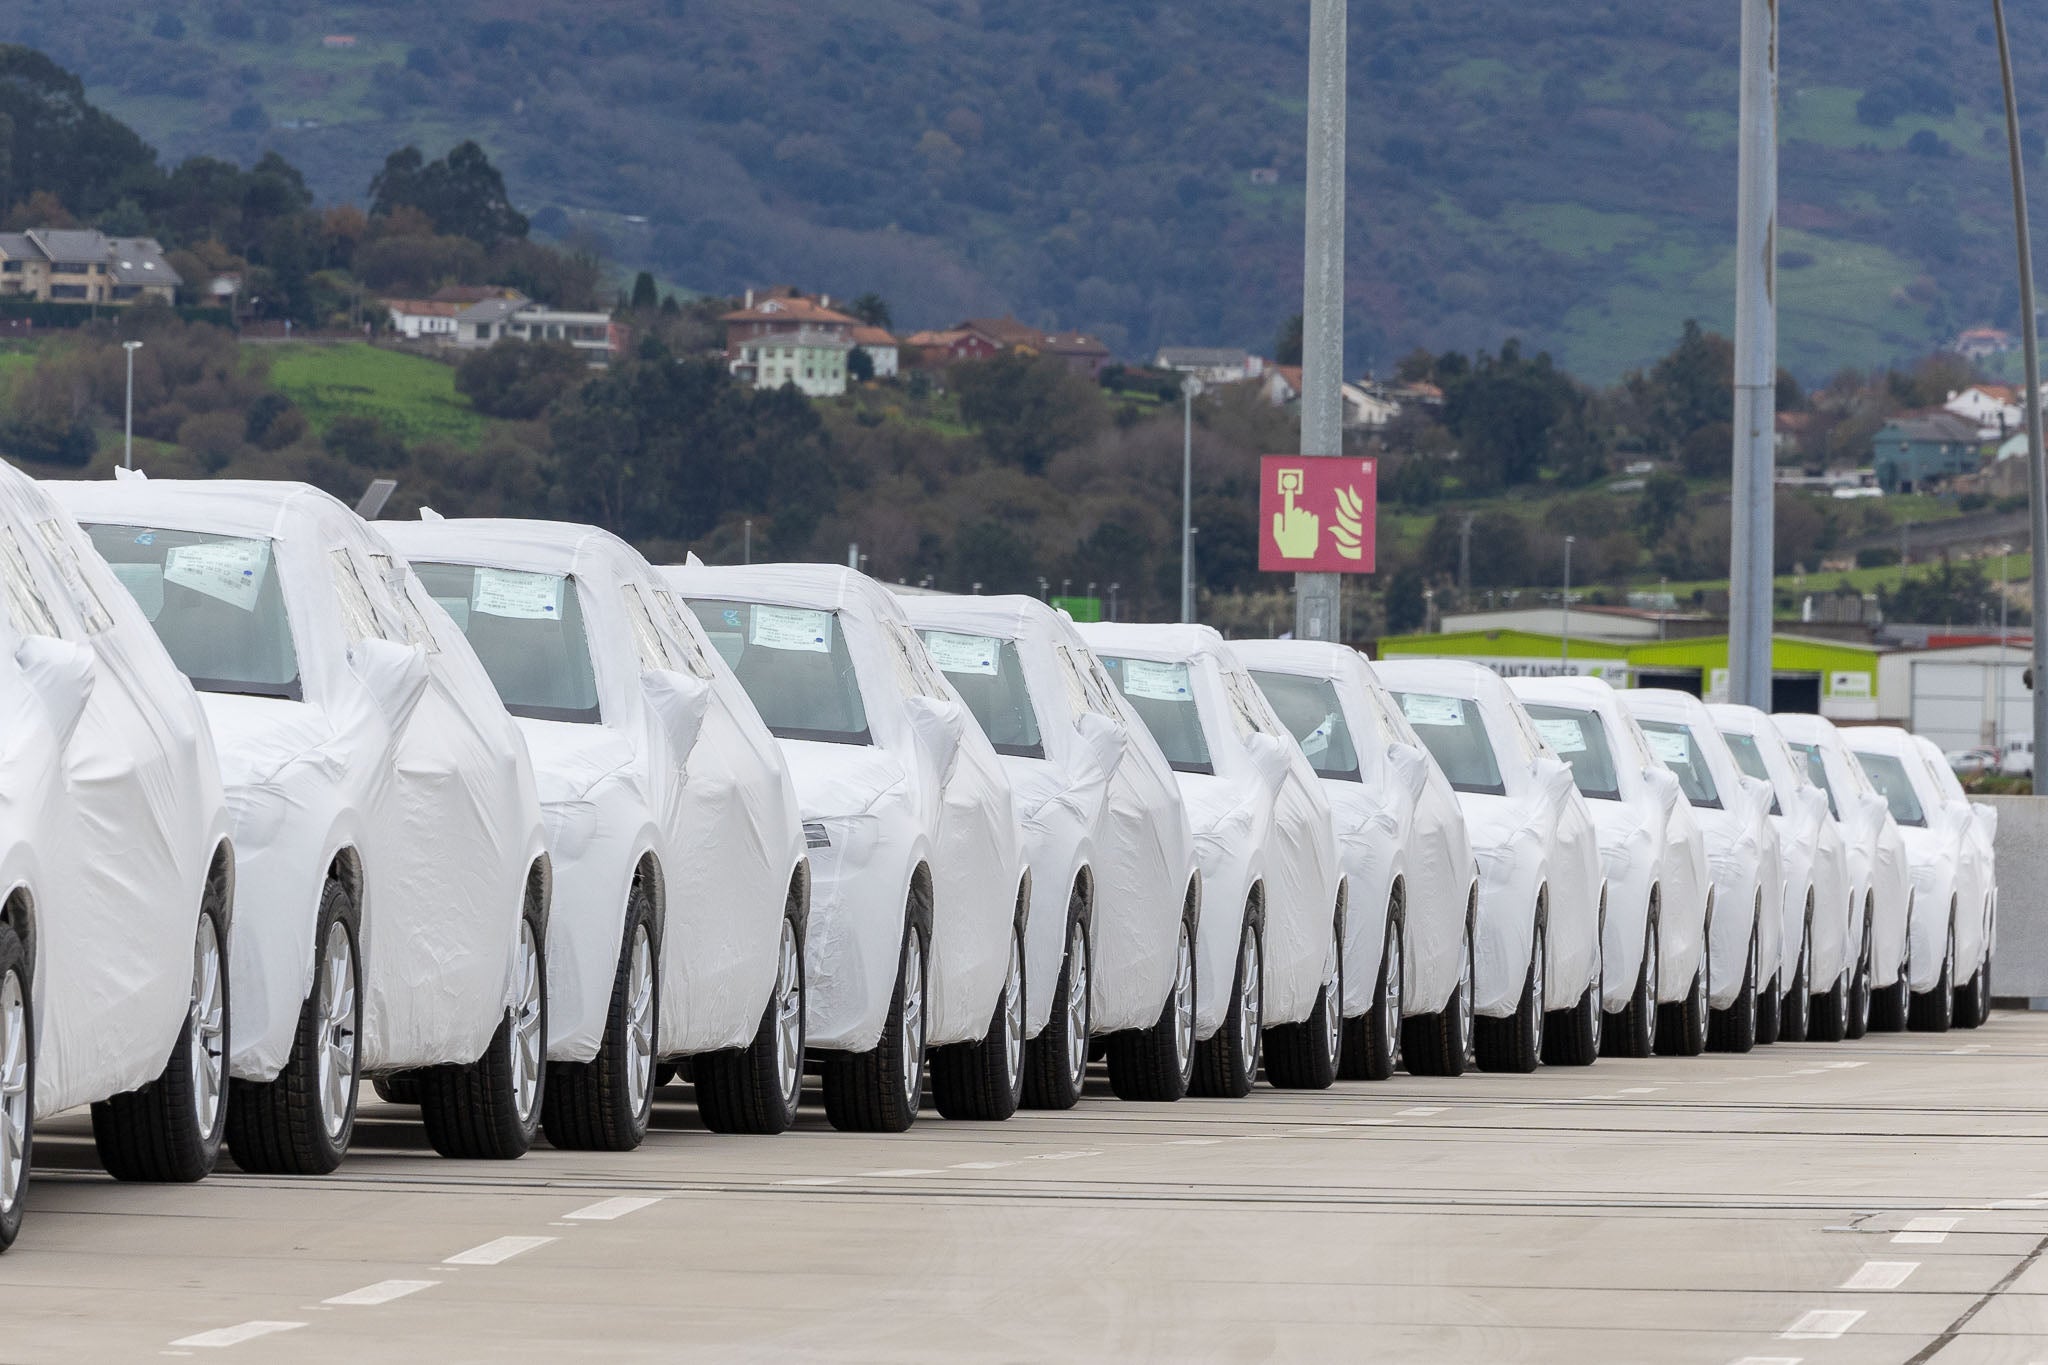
[1171,924,1196,1075]
[624,923,655,1120]
[1237,926,1263,1086]
[1381,925,1403,1066]
[1001,930,1026,1095]
[510,919,544,1127]
[316,924,358,1143]
[0,970,26,1217]
[189,916,226,1142]
[1062,920,1089,1093]
[773,919,803,1111]
[898,934,926,1109]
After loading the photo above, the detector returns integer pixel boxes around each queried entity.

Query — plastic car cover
[1910,732,1997,988]
[1771,712,1910,995]
[663,564,1023,1053]
[1374,659,1604,1019]
[0,463,232,1115]
[1512,677,1712,1013]
[901,595,1198,1038]
[1234,640,1477,1022]
[382,518,806,1063]
[1074,623,1340,1037]
[53,478,549,1076]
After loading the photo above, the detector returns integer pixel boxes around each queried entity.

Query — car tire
[1810,962,1850,1043]
[1023,903,1089,1111]
[823,919,926,1132]
[1405,916,1474,1078]
[0,923,32,1253]
[1476,912,1544,1074]
[1909,908,1956,1033]
[1107,917,1196,1102]
[418,889,546,1160]
[1955,946,1992,1030]
[373,1075,421,1106]
[1268,906,1343,1091]
[93,894,228,1183]
[696,911,806,1135]
[1340,898,1401,1082]
[1780,912,1813,1043]
[1845,910,1873,1041]
[226,880,360,1175]
[1191,909,1263,1098]
[931,918,1026,1122]
[1607,910,1658,1060]
[1545,919,1602,1069]
[1755,968,1782,1045]
[1658,963,1709,1057]
[544,885,657,1152]
[1707,918,1760,1054]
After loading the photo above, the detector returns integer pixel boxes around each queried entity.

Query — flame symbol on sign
[1331,486,1365,560]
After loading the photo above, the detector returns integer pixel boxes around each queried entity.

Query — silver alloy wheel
[1529,920,1545,1055]
[316,924,358,1143]
[624,923,655,1120]
[1457,929,1476,1062]
[1586,920,1602,1052]
[1171,924,1195,1073]
[898,933,926,1109]
[1746,925,1760,1031]
[1001,929,1025,1094]
[1381,923,1403,1060]
[189,915,226,1141]
[772,919,803,1111]
[1237,925,1262,1085]
[1062,919,1089,1092]
[1319,941,1341,1068]
[510,919,543,1127]
[0,970,25,1216]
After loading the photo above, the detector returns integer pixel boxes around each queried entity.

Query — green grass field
[265,343,483,447]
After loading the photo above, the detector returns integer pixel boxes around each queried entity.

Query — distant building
[1039,330,1113,378]
[1261,365,1304,406]
[849,324,900,379]
[721,291,859,353]
[1953,326,2016,359]
[1155,347,1265,385]
[1341,381,1400,428]
[440,292,620,361]
[729,328,852,397]
[1944,384,2024,437]
[0,229,180,307]
[903,328,999,368]
[382,298,462,340]
[1871,411,1986,492]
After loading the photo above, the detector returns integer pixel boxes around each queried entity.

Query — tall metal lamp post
[1180,375,1201,623]
[1729,0,1779,710]
[1561,535,1576,665]
[122,340,143,469]
[1295,0,1346,643]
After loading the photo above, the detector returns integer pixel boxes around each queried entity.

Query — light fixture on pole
[121,340,143,469]
[1561,535,1575,665]
[1180,374,1201,623]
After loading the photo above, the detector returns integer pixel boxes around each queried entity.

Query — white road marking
[1032,1151,1102,1161]
[1990,1199,2046,1210]
[443,1236,556,1266]
[1168,1138,1222,1146]
[323,1280,439,1307]
[565,1196,661,1221]
[1892,1216,1958,1245]
[776,1177,845,1186]
[861,1168,942,1177]
[1345,1117,1394,1125]
[1731,1357,1803,1365]
[169,1322,308,1349]
[1396,1106,1445,1116]
[1618,1086,1661,1094]
[950,1161,1015,1169]
[1824,1060,1865,1069]
[1841,1261,1917,1290]
[1780,1308,1864,1340]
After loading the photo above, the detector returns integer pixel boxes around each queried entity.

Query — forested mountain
[15,1,2045,380]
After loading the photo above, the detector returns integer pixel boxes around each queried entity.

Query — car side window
[369,554,441,653]
[1221,666,1269,740]
[651,589,716,680]
[35,519,112,634]
[1054,644,1116,722]
[884,620,945,700]
[619,583,676,672]
[329,549,385,645]
[0,525,61,639]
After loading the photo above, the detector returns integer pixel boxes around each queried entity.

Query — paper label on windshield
[472,567,562,620]
[750,605,830,652]
[1647,729,1694,764]
[922,630,1000,676]
[1534,717,1588,754]
[1300,713,1336,758]
[1120,659,1193,702]
[1400,693,1464,727]
[164,538,270,612]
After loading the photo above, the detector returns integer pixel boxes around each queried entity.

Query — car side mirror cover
[16,635,94,748]
[1072,709,1126,786]
[1246,731,1295,789]
[642,667,712,757]
[348,636,429,730]
[904,693,968,780]
[1388,740,1431,802]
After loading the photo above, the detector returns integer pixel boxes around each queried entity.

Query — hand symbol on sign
[1271,469,1319,559]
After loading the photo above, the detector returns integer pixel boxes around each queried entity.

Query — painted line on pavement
[169,1323,307,1349]
[1396,1106,1445,1116]
[1730,1357,1802,1365]
[444,1235,557,1266]
[1780,1308,1864,1340]
[1841,1261,1917,1291]
[861,1168,942,1178]
[565,1196,661,1221]
[776,1177,845,1186]
[1893,1217,1959,1245]
[322,1280,439,1307]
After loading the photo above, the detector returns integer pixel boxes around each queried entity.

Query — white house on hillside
[730,328,853,397]
[1156,346,1265,384]
[1945,384,2025,438]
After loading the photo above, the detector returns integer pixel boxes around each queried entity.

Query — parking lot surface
[5,1015,2045,1363]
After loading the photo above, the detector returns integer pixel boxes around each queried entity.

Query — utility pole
[1994,0,2048,759]
[1728,0,1779,711]
[1562,536,1575,665]
[1458,513,1474,602]
[122,340,143,469]
[1296,0,1346,643]
[744,518,752,565]
[1181,375,1200,622]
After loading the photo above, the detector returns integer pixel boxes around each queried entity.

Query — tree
[630,271,659,310]
[1881,559,2002,626]
[950,519,1035,594]
[848,292,892,328]
[1635,468,1689,547]
[953,353,1105,474]
[1441,340,1595,490]
[0,46,161,223]
[1383,565,1428,634]
[369,141,528,245]
[1275,313,1303,367]
[847,346,875,383]
[456,339,590,419]
[1632,320,1734,457]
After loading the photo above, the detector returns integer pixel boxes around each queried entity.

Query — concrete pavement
[3,1017,2045,1363]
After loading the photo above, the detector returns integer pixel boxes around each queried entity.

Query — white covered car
[386,518,810,1146]
[903,596,1201,1106]
[1708,703,1851,1044]
[1845,727,1997,1032]
[1771,712,1913,1042]
[62,479,554,1166]
[1512,678,1712,1059]
[1236,640,1479,1080]
[1077,624,1344,1097]
[1376,660,1605,1072]
[672,565,1026,1132]
[0,461,235,1251]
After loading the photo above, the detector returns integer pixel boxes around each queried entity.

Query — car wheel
[0,923,32,1253]
[1909,907,1956,1033]
[696,912,806,1135]
[1869,933,1911,1033]
[1658,958,1709,1057]
[1269,903,1342,1090]
[1845,910,1873,1041]
[1341,897,1402,1082]
[544,885,657,1151]
[94,892,228,1183]
[373,1075,421,1105]
[1192,909,1263,1098]
[1780,913,1813,1043]
[1023,906,1090,1111]
[1707,918,1760,1053]
[1955,944,1992,1029]
[931,919,1026,1121]
[1404,913,1474,1078]
[1607,910,1658,1059]
[227,879,360,1175]
[419,889,546,1159]
[823,919,926,1132]
[1545,913,1601,1068]
[1107,916,1195,1102]
[1476,911,1544,1073]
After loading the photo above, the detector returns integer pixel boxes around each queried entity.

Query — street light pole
[1562,536,1575,665]
[1181,375,1199,623]
[1295,0,1346,643]
[1998,542,2012,750]
[743,517,752,565]
[122,340,143,469]
[1729,0,1779,710]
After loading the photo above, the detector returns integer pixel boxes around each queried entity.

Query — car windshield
[1788,741,1840,820]
[1392,690,1505,796]
[687,598,870,745]
[917,629,1043,758]
[1637,719,1723,809]
[1718,730,1781,815]
[1853,751,1927,827]
[1523,703,1620,801]
[1251,670,1360,781]
[85,522,301,699]
[412,562,601,723]
[1097,655,1213,774]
